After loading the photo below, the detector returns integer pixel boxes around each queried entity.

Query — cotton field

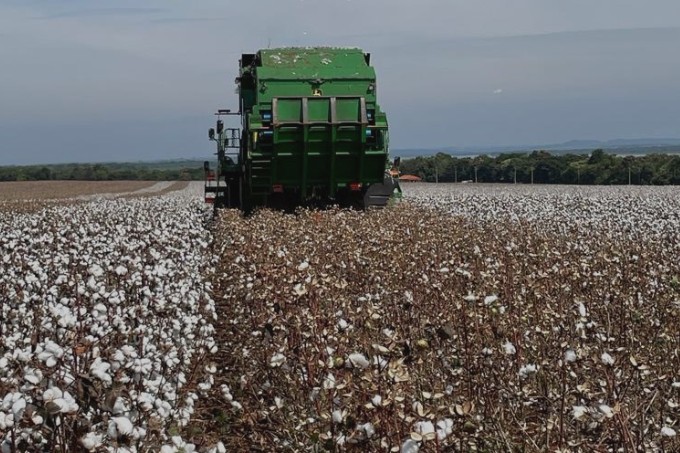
[205,183,680,452]
[3,182,680,452]
[0,183,223,452]
[405,183,680,239]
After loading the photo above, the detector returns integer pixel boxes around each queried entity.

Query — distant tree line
[0,163,204,182]
[399,150,680,185]
[4,150,680,185]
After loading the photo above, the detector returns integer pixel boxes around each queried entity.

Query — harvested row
[206,187,680,452]
[0,181,192,215]
[0,181,157,201]
[0,184,222,452]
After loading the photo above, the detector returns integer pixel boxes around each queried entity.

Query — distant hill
[394,139,680,158]
[556,138,680,148]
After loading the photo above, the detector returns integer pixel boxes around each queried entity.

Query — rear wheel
[334,188,364,210]
[363,175,400,208]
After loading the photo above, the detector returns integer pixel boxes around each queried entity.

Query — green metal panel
[235,47,390,207]
[257,49,375,83]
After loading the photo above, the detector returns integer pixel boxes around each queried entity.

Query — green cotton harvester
[204,47,401,212]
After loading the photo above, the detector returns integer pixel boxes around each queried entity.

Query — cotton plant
[0,183,218,450]
[203,184,680,451]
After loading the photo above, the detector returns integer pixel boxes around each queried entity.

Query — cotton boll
[401,438,420,453]
[598,404,614,419]
[572,405,588,421]
[37,340,64,367]
[360,422,375,438]
[211,442,226,453]
[269,353,286,368]
[484,295,498,305]
[382,327,395,338]
[54,391,79,414]
[577,301,587,317]
[221,385,233,401]
[90,357,112,385]
[518,364,538,379]
[42,387,63,403]
[121,345,137,358]
[115,265,128,276]
[332,410,344,424]
[502,341,516,356]
[86,277,99,292]
[601,352,615,366]
[0,412,14,430]
[335,435,346,446]
[322,373,336,390]
[171,435,196,451]
[133,358,153,374]
[109,416,134,437]
[132,426,147,441]
[661,426,676,437]
[347,353,370,369]
[436,418,453,440]
[230,401,243,411]
[112,397,129,415]
[155,398,173,419]
[80,432,103,451]
[11,397,26,417]
[24,367,43,385]
[414,420,435,438]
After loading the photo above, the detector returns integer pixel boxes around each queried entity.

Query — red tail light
[349,182,362,191]
[204,197,215,204]
[272,184,284,193]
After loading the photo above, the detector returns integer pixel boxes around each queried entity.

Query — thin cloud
[151,17,230,24]
[41,8,166,19]
[3,0,680,163]
[493,89,503,94]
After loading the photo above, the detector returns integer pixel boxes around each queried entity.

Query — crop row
[0,186,223,452]
[204,185,680,451]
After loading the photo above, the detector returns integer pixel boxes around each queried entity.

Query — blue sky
[1,0,680,164]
